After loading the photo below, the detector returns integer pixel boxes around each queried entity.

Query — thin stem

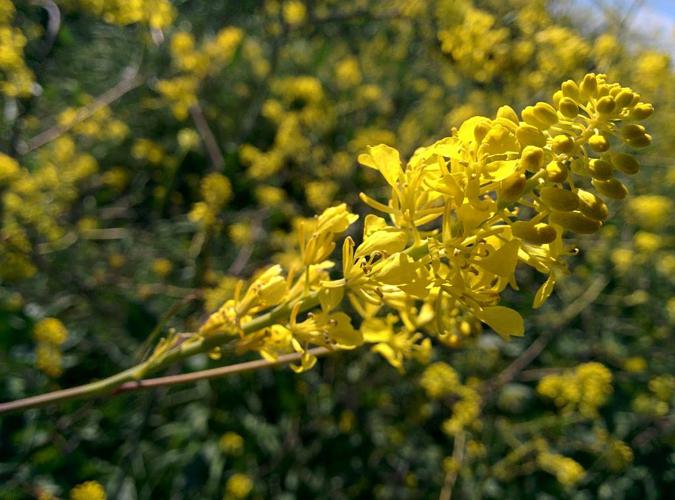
[0,292,321,415]
[114,347,330,394]
[18,69,144,155]
[189,101,225,170]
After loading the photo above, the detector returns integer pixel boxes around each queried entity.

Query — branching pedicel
[0,74,654,411]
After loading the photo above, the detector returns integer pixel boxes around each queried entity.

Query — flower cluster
[537,451,585,487]
[33,318,69,378]
[0,0,34,97]
[420,362,481,436]
[0,137,100,281]
[65,0,175,29]
[183,74,653,374]
[157,27,243,119]
[537,362,613,417]
[69,480,106,500]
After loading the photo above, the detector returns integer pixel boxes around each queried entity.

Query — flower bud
[496,105,519,124]
[621,124,646,140]
[500,173,527,202]
[558,97,579,118]
[551,134,575,154]
[522,106,549,129]
[630,102,654,120]
[592,178,629,199]
[615,89,635,108]
[545,160,568,182]
[625,133,652,148]
[596,96,616,114]
[512,221,557,244]
[533,102,558,127]
[561,80,580,100]
[609,152,639,175]
[588,134,610,152]
[577,189,609,221]
[550,211,602,234]
[597,84,611,98]
[552,90,563,107]
[588,159,613,180]
[521,146,545,171]
[580,74,598,100]
[517,124,547,147]
[540,186,579,211]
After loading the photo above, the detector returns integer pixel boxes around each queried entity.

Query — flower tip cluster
[190,74,652,373]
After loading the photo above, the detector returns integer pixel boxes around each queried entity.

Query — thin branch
[115,347,330,394]
[189,102,225,170]
[484,277,608,394]
[18,69,144,155]
[0,347,329,415]
[439,431,465,500]
[8,0,61,155]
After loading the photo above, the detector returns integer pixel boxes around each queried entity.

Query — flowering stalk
[0,74,653,413]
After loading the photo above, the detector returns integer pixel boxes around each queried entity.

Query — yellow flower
[35,343,63,378]
[151,258,173,278]
[623,357,647,373]
[627,195,673,229]
[537,362,613,417]
[537,452,585,486]
[420,362,459,399]
[34,318,68,345]
[219,432,244,455]
[70,481,106,500]
[282,0,306,26]
[0,152,20,183]
[224,473,253,499]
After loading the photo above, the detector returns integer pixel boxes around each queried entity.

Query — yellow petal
[477,240,520,277]
[478,306,524,337]
[355,228,407,259]
[533,276,556,309]
[360,144,402,187]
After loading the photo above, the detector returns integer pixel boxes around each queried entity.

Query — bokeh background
[0,0,674,498]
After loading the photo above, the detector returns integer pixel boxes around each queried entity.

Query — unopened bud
[588,159,613,180]
[609,152,639,175]
[615,89,635,108]
[545,160,568,182]
[621,124,646,140]
[500,173,527,202]
[625,133,652,148]
[592,178,629,199]
[522,106,549,129]
[551,134,575,154]
[580,74,598,100]
[596,96,616,114]
[533,102,558,127]
[540,187,579,211]
[558,97,579,118]
[630,102,654,120]
[517,124,547,148]
[521,146,545,171]
[512,221,557,244]
[496,105,519,124]
[550,210,602,234]
[588,134,610,152]
[577,189,609,221]
[561,80,580,100]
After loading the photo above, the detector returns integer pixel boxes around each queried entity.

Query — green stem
[0,292,321,415]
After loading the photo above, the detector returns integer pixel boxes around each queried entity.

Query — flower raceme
[151,74,652,373]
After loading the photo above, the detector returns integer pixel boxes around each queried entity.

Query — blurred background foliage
[0,0,673,498]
